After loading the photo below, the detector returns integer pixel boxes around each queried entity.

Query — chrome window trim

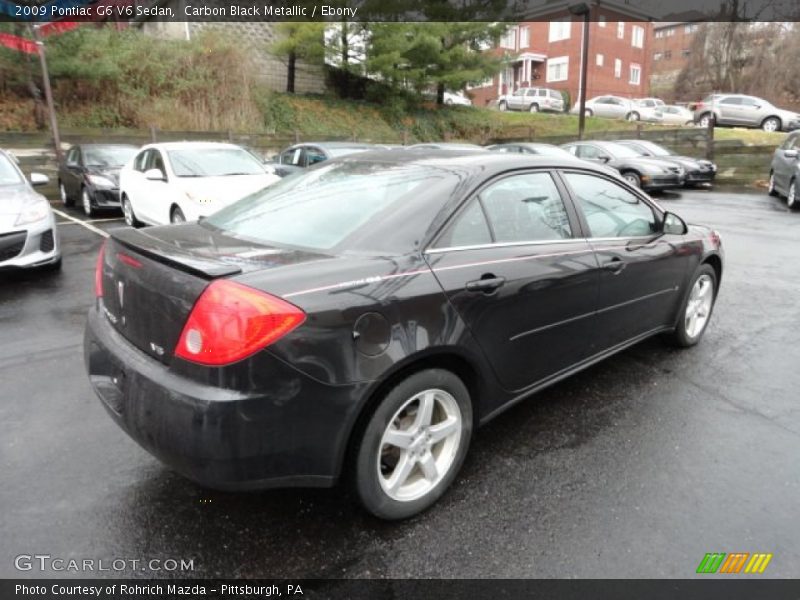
[425,235,658,254]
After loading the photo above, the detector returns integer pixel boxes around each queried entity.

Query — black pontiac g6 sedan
[84,151,723,519]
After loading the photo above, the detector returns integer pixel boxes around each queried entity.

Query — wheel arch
[761,115,782,130]
[338,348,484,482]
[702,253,723,290]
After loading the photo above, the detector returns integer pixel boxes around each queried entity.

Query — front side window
[563,172,657,238]
[133,150,149,172]
[478,173,572,243]
[305,147,327,166]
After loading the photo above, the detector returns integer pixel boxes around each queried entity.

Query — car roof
[141,141,244,151]
[407,142,485,150]
[76,143,138,148]
[293,142,374,150]
[336,148,598,174]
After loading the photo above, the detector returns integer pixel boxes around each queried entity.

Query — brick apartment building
[468,1,655,109]
[649,21,703,98]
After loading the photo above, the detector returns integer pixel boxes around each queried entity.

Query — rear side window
[479,173,572,242]
[306,147,327,165]
[205,162,456,252]
[281,148,305,166]
[435,200,492,248]
[563,172,657,238]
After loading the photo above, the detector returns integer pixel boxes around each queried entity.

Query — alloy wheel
[685,274,714,339]
[768,173,776,195]
[59,183,68,205]
[122,197,134,226]
[762,118,779,133]
[529,104,539,113]
[82,189,93,217]
[788,181,797,208]
[377,388,462,502]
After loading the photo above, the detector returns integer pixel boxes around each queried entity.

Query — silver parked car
[693,94,800,132]
[659,105,696,126]
[768,130,799,208]
[0,149,61,271]
[572,95,631,119]
[498,87,564,113]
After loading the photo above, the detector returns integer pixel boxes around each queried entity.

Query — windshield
[204,162,453,252]
[530,145,576,159]
[168,147,267,177]
[326,147,372,158]
[603,143,643,159]
[0,154,25,186]
[639,141,672,156]
[83,146,137,167]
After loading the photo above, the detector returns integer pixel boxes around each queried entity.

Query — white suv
[498,87,565,113]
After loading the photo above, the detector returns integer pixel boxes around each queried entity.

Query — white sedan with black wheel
[119,142,280,227]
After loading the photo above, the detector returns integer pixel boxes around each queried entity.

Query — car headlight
[87,174,116,188]
[15,200,50,226]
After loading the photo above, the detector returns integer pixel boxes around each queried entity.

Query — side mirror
[30,172,49,187]
[784,149,798,159]
[598,155,611,163]
[661,211,688,235]
[144,168,166,181]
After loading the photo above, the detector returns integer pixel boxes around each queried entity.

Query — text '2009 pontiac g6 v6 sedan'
[84,151,723,519]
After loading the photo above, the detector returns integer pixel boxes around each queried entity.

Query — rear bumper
[84,305,366,490]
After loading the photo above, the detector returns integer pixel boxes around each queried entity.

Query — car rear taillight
[175,280,306,366]
[95,241,107,298]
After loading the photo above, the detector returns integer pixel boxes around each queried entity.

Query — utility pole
[32,25,62,163]
[569,2,592,140]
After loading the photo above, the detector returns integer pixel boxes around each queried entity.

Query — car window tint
[149,151,166,174]
[720,97,741,105]
[306,148,327,165]
[436,200,492,248]
[564,172,657,238]
[478,173,572,242]
[281,148,304,166]
[134,150,149,172]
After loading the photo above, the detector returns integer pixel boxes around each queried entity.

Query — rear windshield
[0,154,24,186]
[167,147,267,177]
[204,161,456,252]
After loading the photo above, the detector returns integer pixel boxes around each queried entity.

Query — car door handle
[602,258,626,273]
[465,275,506,293]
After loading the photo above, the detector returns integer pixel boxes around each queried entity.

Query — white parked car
[659,105,696,126]
[443,92,472,106]
[120,142,280,226]
[633,98,665,122]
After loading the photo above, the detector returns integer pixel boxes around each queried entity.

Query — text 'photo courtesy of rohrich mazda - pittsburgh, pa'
[2,1,800,597]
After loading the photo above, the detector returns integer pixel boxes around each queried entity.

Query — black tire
[354,368,473,520]
[621,171,642,188]
[627,111,640,122]
[665,264,718,348]
[697,113,713,128]
[768,171,778,197]
[529,103,539,113]
[170,206,186,224]
[81,187,94,218]
[787,179,797,209]
[59,182,74,207]
[584,108,593,117]
[121,195,141,228]
[498,100,507,112]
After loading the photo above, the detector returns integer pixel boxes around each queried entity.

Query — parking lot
[1,188,799,579]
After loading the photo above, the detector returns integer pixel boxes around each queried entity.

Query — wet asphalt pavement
[1,189,799,579]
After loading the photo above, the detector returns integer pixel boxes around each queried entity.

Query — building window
[685,23,698,34]
[598,16,606,27]
[653,52,662,61]
[549,18,571,42]
[629,63,641,85]
[617,22,625,39]
[666,27,675,36]
[546,56,569,82]
[519,26,530,48]
[655,30,663,38]
[632,25,644,48]
[500,28,516,50]
[596,53,604,67]
[682,49,692,58]
[614,58,622,78]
